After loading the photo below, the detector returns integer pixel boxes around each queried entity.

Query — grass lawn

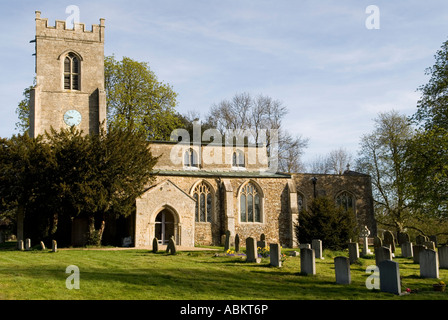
[0,241,447,300]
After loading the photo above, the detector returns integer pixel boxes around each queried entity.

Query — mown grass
[0,242,447,300]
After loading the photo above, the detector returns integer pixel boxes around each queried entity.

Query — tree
[15,86,33,132]
[205,92,308,173]
[306,147,352,175]
[297,196,358,250]
[355,111,413,233]
[105,55,180,140]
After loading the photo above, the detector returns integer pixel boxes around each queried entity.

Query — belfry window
[232,150,245,168]
[64,53,80,90]
[193,182,213,222]
[240,182,262,223]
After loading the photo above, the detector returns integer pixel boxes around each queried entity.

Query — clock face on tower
[63,109,82,126]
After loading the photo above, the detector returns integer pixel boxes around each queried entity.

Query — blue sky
[1,0,448,165]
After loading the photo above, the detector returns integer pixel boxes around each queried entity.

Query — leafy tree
[355,111,413,233]
[15,86,33,132]
[297,196,358,250]
[105,55,180,140]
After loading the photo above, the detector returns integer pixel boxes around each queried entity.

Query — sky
[1,0,448,166]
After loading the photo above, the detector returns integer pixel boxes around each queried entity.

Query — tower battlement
[35,11,105,43]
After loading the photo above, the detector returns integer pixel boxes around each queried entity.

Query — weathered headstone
[423,241,436,251]
[429,235,438,247]
[416,234,428,245]
[439,245,448,269]
[122,236,132,247]
[257,233,266,249]
[234,234,240,252]
[420,249,439,278]
[375,246,392,266]
[25,238,31,251]
[373,236,382,248]
[401,242,413,258]
[300,248,316,275]
[51,240,57,252]
[299,243,311,249]
[152,237,159,253]
[17,239,24,251]
[360,226,372,256]
[348,242,359,264]
[269,243,282,267]
[40,241,46,250]
[397,232,410,245]
[412,244,427,264]
[383,231,396,253]
[224,230,231,251]
[166,236,176,255]
[379,260,401,295]
[246,237,261,263]
[312,239,323,259]
[334,256,351,285]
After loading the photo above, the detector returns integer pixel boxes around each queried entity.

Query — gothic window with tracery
[336,191,355,212]
[240,182,261,223]
[193,182,213,222]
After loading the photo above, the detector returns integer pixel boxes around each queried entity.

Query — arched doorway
[154,209,175,244]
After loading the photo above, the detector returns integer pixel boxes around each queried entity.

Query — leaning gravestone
[375,246,392,266]
[439,246,448,269]
[152,237,159,253]
[234,234,240,253]
[300,248,316,275]
[429,235,438,247]
[52,240,57,253]
[373,236,382,249]
[25,238,31,251]
[17,240,24,251]
[312,239,323,259]
[334,256,351,285]
[379,260,401,295]
[257,233,266,249]
[246,237,261,263]
[40,241,46,250]
[423,241,436,251]
[420,249,439,279]
[269,243,282,267]
[348,242,359,264]
[397,232,410,245]
[401,242,413,258]
[166,236,176,255]
[224,230,231,251]
[416,234,428,245]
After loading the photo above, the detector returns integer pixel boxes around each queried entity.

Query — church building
[28,11,376,248]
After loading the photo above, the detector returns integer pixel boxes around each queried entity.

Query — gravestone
[416,234,428,245]
[234,234,240,252]
[397,232,410,245]
[299,243,311,249]
[52,240,57,252]
[439,246,448,269]
[334,256,351,285]
[373,236,382,248]
[348,242,359,264]
[423,241,436,251]
[166,236,176,255]
[17,240,24,251]
[40,241,46,250]
[122,236,132,247]
[360,226,372,256]
[300,248,316,275]
[379,260,401,295]
[375,246,392,266]
[152,237,158,253]
[401,242,413,258]
[269,243,282,267]
[383,231,396,253]
[246,237,261,263]
[312,239,323,259]
[429,235,438,247]
[420,249,439,278]
[25,238,31,251]
[224,230,231,251]
[257,233,266,249]
[412,244,427,264]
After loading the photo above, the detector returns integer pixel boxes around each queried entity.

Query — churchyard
[1,234,448,300]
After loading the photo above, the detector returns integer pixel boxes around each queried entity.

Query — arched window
[193,182,213,222]
[336,191,355,212]
[240,182,262,223]
[64,53,80,90]
[184,148,199,168]
[297,192,305,213]
[232,150,245,168]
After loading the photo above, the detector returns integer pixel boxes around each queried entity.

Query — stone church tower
[29,11,106,137]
